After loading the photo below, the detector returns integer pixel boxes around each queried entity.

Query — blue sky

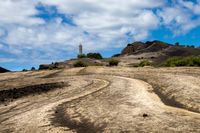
[0,0,200,71]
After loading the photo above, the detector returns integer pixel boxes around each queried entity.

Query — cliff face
[121,40,170,55]
[0,67,10,73]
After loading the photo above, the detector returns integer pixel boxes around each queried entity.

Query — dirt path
[53,75,200,132]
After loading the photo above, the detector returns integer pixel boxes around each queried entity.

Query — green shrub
[138,60,152,67]
[73,61,88,67]
[31,67,36,71]
[109,59,119,66]
[77,54,86,58]
[39,64,49,70]
[162,56,200,67]
[87,53,103,59]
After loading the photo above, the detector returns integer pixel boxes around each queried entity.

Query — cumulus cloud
[178,0,200,15]
[0,57,14,62]
[158,0,200,35]
[0,43,3,49]
[0,28,5,37]
[0,0,44,26]
[0,0,200,66]
[41,0,162,41]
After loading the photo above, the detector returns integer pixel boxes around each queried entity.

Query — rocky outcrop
[121,41,145,55]
[121,40,171,55]
[0,67,10,73]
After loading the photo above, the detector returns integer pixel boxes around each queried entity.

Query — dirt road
[1,67,200,132]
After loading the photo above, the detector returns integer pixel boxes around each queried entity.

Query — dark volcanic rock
[0,67,10,73]
[0,82,68,103]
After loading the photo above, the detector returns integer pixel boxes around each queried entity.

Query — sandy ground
[1,67,200,132]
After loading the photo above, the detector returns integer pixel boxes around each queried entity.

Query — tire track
[52,74,200,132]
[0,76,110,133]
[1,67,200,132]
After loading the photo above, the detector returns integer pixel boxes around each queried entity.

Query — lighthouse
[79,43,83,55]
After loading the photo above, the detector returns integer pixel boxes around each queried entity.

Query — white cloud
[1,1,164,57]
[0,0,44,26]
[178,0,200,15]
[0,57,14,62]
[41,0,163,41]
[0,28,5,37]
[0,43,3,49]
[0,0,200,65]
[158,0,200,35]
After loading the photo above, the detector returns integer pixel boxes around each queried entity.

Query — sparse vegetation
[109,59,119,66]
[73,61,88,67]
[39,63,63,70]
[186,45,195,48]
[162,56,200,67]
[131,60,152,67]
[138,60,152,67]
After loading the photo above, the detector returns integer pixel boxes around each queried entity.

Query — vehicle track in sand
[1,67,200,132]
[52,74,200,133]
[0,72,110,133]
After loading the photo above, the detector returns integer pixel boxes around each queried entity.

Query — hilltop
[118,40,200,66]
[0,67,10,73]
[121,40,171,55]
[37,40,200,70]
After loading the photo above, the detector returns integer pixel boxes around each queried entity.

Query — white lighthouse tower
[79,43,83,55]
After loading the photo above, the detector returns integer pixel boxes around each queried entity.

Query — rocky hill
[121,40,171,55]
[38,40,200,69]
[0,67,10,73]
[121,40,200,56]
[118,40,200,66]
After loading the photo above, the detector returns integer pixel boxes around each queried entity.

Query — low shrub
[162,56,200,67]
[138,60,152,67]
[39,64,49,70]
[109,59,119,66]
[22,69,28,71]
[31,67,36,71]
[73,61,88,67]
